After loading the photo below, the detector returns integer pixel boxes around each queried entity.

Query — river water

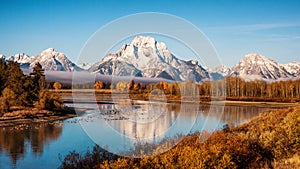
[0,101,282,169]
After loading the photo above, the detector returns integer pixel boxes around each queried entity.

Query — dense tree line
[0,60,62,114]
[208,77,300,100]
[90,77,300,101]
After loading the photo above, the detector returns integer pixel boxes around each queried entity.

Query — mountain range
[1,36,299,82]
[228,54,300,81]
[0,48,82,71]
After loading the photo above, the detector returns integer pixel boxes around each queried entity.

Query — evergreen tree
[5,61,27,105]
[0,60,7,93]
[30,62,46,91]
[127,80,135,90]
[21,77,37,106]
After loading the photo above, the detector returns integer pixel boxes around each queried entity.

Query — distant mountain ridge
[227,54,300,81]
[281,62,300,77]
[0,48,82,71]
[1,36,300,82]
[208,65,231,80]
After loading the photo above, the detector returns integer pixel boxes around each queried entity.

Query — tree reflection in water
[0,122,62,164]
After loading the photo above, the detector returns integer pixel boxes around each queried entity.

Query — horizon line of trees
[208,77,300,99]
[69,77,300,100]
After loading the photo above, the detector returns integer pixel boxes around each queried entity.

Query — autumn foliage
[91,77,300,103]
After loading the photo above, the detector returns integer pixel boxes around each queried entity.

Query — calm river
[0,100,283,169]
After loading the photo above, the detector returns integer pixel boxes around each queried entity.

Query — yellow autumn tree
[94,81,104,89]
[0,87,16,113]
[53,82,62,90]
[116,81,128,92]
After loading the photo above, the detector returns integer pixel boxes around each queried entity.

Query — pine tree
[5,61,27,105]
[0,60,7,93]
[127,80,135,91]
[30,62,46,92]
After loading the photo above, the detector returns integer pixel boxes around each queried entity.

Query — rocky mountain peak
[131,36,157,48]
[229,53,292,80]
[91,35,209,82]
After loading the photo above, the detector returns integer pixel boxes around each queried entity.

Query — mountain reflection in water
[79,101,278,155]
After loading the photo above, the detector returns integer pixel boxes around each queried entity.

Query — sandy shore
[0,107,79,127]
[0,114,77,127]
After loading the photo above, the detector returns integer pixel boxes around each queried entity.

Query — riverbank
[208,100,299,107]
[0,107,78,127]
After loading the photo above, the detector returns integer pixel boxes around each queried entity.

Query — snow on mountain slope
[1,46,299,82]
[207,65,231,80]
[0,54,5,61]
[91,36,210,82]
[5,53,32,63]
[229,54,292,80]
[0,48,82,71]
[212,65,230,77]
[30,48,82,71]
[77,63,93,70]
[281,62,300,77]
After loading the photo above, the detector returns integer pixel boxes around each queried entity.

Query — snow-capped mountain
[0,53,33,68]
[91,36,210,82]
[213,65,230,77]
[1,43,299,82]
[0,54,6,61]
[30,48,82,71]
[229,54,292,80]
[0,48,82,71]
[77,63,93,70]
[208,65,230,80]
[281,62,300,77]
[5,53,32,64]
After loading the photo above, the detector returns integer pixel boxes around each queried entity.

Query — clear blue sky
[1,0,300,67]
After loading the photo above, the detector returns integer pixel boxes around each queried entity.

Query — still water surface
[0,101,282,169]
